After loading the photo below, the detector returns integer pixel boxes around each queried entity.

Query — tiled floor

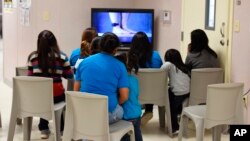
[0,39,230,140]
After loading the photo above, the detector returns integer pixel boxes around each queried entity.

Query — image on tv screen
[92,10,153,45]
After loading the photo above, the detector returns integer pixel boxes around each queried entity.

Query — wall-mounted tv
[91,8,154,47]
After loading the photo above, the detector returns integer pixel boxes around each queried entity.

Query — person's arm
[62,54,74,79]
[74,80,81,91]
[119,87,129,104]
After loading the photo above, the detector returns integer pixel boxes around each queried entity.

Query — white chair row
[8,76,135,141]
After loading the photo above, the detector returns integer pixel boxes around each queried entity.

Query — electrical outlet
[243,95,248,109]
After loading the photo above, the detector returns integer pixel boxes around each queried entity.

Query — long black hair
[128,31,153,68]
[189,29,217,58]
[164,49,190,75]
[28,30,60,75]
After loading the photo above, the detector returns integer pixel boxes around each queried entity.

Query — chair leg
[158,106,165,128]
[7,114,17,141]
[23,117,33,140]
[212,125,222,141]
[129,129,135,141]
[178,114,185,141]
[55,109,64,141]
[194,119,204,141]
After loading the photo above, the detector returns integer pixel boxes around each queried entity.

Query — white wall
[231,0,250,123]
[3,0,182,84]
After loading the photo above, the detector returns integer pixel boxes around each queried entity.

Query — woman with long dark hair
[128,31,162,126]
[186,29,219,69]
[27,30,73,139]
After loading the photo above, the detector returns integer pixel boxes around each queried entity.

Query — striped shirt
[28,52,73,97]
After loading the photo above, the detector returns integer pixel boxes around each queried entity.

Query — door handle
[220,22,225,38]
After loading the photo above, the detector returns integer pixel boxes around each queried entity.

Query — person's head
[90,36,101,55]
[32,30,60,74]
[100,32,120,55]
[81,27,98,43]
[190,29,208,53]
[129,31,153,68]
[190,29,217,58]
[164,49,189,74]
[80,40,90,57]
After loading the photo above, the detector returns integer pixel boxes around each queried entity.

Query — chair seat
[110,120,133,133]
[183,105,206,120]
[110,120,134,141]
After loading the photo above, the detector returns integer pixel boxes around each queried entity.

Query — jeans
[38,94,65,132]
[121,118,143,141]
[109,104,124,124]
[169,89,189,132]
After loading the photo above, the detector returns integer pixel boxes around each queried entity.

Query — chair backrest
[189,68,224,106]
[16,66,28,76]
[205,83,244,129]
[13,76,54,120]
[67,79,74,91]
[136,68,168,106]
[65,91,109,140]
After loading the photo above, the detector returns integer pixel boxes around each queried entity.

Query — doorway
[180,0,234,82]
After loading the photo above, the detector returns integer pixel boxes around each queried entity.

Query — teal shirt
[123,74,142,120]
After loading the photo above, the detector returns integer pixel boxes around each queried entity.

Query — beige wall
[3,0,181,84]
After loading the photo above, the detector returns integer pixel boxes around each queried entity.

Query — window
[205,0,216,30]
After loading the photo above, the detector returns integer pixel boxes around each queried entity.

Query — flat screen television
[91,8,154,47]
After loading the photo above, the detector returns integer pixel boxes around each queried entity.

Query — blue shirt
[69,48,80,66]
[75,52,129,112]
[123,75,142,120]
[145,51,163,68]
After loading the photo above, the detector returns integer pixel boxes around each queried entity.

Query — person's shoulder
[161,61,173,69]
[70,48,81,56]
[128,74,138,82]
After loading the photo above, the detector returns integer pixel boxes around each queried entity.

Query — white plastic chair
[136,69,173,136]
[63,91,135,141]
[178,83,244,141]
[16,66,28,76]
[188,68,224,106]
[15,66,28,125]
[7,76,65,141]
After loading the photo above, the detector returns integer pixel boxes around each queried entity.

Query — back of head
[190,29,208,52]
[34,30,60,74]
[164,49,189,74]
[81,27,98,43]
[90,36,101,55]
[190,29,217,58]
[129,31,153,68]
[100,32,120,54]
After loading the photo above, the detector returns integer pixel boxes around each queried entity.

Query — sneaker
[172,130,179,136]
[41,129,50,139]
[141,112,153,126]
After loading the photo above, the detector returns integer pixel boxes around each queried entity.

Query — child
[161,49,190,134]
[115,53,143,141]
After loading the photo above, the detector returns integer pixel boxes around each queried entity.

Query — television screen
[91,8,154,47]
